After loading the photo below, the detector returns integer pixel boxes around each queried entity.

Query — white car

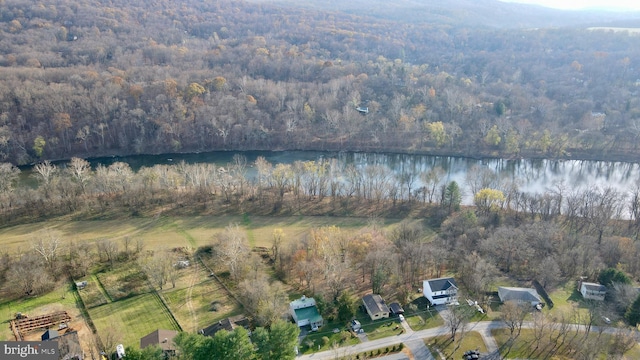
[398,314,405,322]
[602,316,611,324]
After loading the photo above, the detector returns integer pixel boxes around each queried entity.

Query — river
[20,150,640,206]
[72,150,640,201]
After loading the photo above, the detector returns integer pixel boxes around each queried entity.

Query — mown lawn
[0,283,76,341]
[299,319,360,354]
[405,309,443,331]
[89,293,180,349]
[354,313,405,341]
[426,331,487,360]
[546,281,589,320]
[161,265,242,333]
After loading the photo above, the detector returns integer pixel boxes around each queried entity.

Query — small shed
[389,302,404,315]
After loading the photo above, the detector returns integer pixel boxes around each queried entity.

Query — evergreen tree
[443,181,462,213]
[337,291,357,322]
[625,293,640,326]
[252,319,300,360]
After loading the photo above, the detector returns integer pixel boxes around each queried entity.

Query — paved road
[298,319,627,360]
[400,317,436,360]
[298,324,448,360]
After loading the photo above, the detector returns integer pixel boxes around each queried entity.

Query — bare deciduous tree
[500,301,529,339]
[442,304,473,341]
[212,223,250,281]
[31,230,62,272]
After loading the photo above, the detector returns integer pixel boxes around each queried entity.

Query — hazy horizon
[500,0,640,11]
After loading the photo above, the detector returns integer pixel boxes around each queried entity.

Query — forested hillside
[1,0,640,165]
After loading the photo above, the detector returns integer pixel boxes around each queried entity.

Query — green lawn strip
[299,319,359,354]
[346,344,405,360]
[405,309,443,331]
[404,296,444,331]
[425,331,487,360]
[0,284,76,341]
[360,319,404,340]
[89,293,180,349]
[150,290,181,331]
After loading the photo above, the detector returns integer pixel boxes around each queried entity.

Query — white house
[362,294,390,320]
[289,296,323,331]
[580,282,606,301]
[498,287,541,306]
[423,277,458,306]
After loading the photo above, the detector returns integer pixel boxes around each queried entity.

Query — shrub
[322,336,330,346]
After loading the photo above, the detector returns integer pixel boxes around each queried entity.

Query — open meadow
[0,214,405,253]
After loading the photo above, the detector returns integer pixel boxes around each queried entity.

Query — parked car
[350,319,362,331]
[602,316,611,324]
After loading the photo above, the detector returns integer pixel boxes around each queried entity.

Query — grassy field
[425,331,487,360]
[161,263,242,333]
[0,215,408,253]
[95,263,151,301]
[88,293,180,348]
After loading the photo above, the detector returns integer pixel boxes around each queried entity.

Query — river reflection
[29,151,640,204]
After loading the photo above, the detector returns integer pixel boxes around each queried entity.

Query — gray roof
[498,287,541,303]
[363,294,389,315]
[426,277,458,292]
[582,282,606,292]
[389,302,404,314]
[140,329,178,351]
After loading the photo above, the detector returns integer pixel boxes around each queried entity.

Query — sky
[501,0,640,10]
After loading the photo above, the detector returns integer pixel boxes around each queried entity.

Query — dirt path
[185,259,199,333]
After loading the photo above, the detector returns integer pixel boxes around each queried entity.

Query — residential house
[140,329,178,357]
[200,316,249,337]
[362,294,390,320]
[580,282,607,301]
[42,330,83,360]
[423,277,458,306]
[498,287,541,306]
[290,296,323,331]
